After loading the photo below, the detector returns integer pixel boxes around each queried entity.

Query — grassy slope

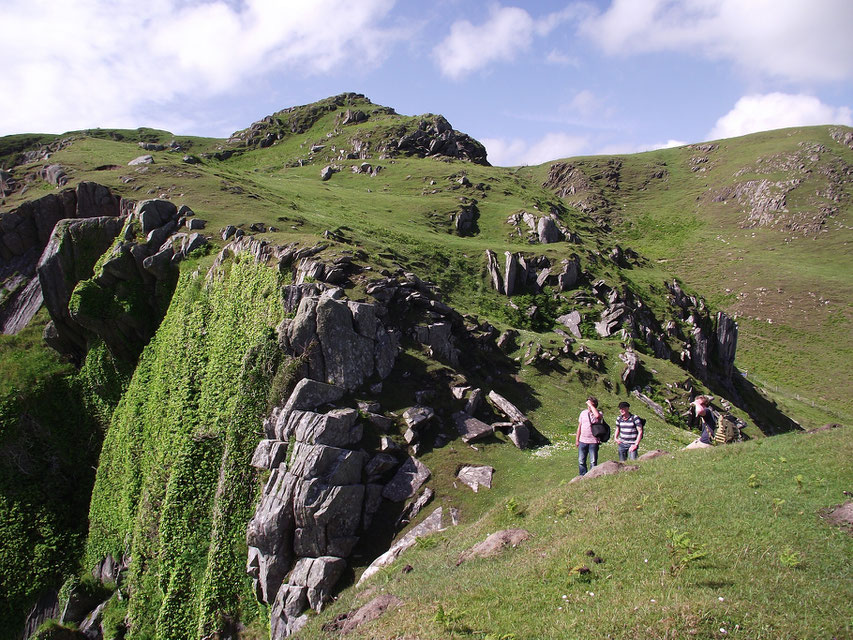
[520,127,853,422]
[300,427,853,640]
[1,103,851,638]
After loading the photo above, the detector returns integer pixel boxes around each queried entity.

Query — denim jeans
[618,442,638,461]
[578,442,599,475]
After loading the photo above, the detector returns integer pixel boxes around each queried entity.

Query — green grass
[296,427,852,640]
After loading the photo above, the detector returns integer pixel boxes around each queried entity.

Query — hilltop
[0,94,850,639]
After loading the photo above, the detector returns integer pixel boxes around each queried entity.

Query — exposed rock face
[0,182,122,335]
[279,291,400,391]
[38,216,125,362]
[46,199,208,363]
[248,383,379,637]
[323,593,403,635]
[394,115,489,165]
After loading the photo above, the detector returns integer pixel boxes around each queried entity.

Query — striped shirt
[615,413,643,444]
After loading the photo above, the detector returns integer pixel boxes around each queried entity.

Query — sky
[2,0,852,167]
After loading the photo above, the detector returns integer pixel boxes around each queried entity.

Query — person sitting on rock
[614,401,644,460]
[685,395,716,449]
[575,396,602,475]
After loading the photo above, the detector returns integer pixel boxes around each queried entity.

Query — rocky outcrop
[38,216,125,362]
[394,115,489,165]
[278,290,400,391]
[248,380,381,637]
[0,182,123,335]
[44,199,209,363]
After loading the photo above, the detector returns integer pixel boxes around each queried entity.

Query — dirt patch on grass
[819,500,853,535]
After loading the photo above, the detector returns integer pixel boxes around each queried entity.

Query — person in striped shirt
[614,401,644,461]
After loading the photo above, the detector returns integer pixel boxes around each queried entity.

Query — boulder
[456,465,494,492]
[556,310,582,339]
[456,528,531,565]
[537,216,563,243]
[128,154,154,165]
[570,460,639,483]
[453,412,493,443]
[136,199,177,234]
[487,390,530,426]
[322,593,403,635]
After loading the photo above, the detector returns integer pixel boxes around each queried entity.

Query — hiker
[685,395,715,449]
[575,396,602,475]
[614,401,644,460]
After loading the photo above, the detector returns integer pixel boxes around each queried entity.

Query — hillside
[0,94,850,640]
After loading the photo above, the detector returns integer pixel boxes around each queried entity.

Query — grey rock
[187,217,207,230]
[365,411,394,432]
[570,460,639,483]
[382,456,431,502]
[537,216,563,243]
[456,465,494,492]
[41,163,68,186]
[285,408,362,447]
[487,390,530,426]
[320,165,335,181]
[453,412,493,443]
[403,406,434,431]
[222,225,237,240]
[456,528,531,565]
[326,593,403,635]
[464,388,483,415]
[485,249,504,294]
[556,310,583,339]
[365,453,399,482]
[288,443,366,485]
[279,379,346,427]
[358,507,446,585]
[128,154,154,166]
[181,232,207,256]
[507,423,530,449]
[638,450,671,460]
[396,487,434,529]
[251,439,288,469]
[136,199,177,234]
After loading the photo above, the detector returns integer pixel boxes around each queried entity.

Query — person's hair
[618,401,630,410]
[587,396,598,408]
[695,395,708,406]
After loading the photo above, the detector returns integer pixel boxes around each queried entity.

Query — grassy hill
[0,94,850,639]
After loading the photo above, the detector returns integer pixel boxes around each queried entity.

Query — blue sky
[2,0,852,166]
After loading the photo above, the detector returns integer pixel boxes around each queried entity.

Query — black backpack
[591,418,611,443]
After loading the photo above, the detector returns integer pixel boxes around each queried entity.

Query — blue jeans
[578,442,599,476]
[618,442,638,461]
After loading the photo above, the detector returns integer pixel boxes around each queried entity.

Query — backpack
[714,413,740,444]
[590,418,611,443]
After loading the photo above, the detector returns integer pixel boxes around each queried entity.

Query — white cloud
[0,0,399,135]
[545,49,580,66]
[708,93,853,139]
[484,132,590,166]
[434,4,580,79]
[582,0,853,82]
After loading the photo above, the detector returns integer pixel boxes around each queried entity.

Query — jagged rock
[556,310,583,339]
[507,423,530,449]
[37,216,125,363]
[453,412,493,443]
[570,460,639,483]
[595,303,629,337]
[222,225,237,240]
[186,217,206,230]
[456,529,531,565]
[485,249,504,294]
[537,216,563,243]
[496,329,518,351]
[271,556,347,638]
[365,453,399,483]
[181,232,207,256]
[715,311,738,379]
[382,456,430,502]
[456,465,494,492]
[487,390,530,426]
[284,408,362,447]
[41,163,68,186]
[465,388,483,415]
[403,406,434,431]
[277,379,346,429]
[320,165,335,181]
[504,251,521,296]
[631,390,666,419]
[619,349,640,387]
[364,411,393,432]
[322,593,403,635]
[128,154,153,166]
[396,487,434,528]
[358,507,446,585]
[79,597,110,639]
[452,203,478,235]
[251,439,289,469]
[136,199,177,234]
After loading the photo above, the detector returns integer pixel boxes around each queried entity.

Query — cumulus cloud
[434,4,580,79]
[582,0,853,82]
[483,132,590,166]
[708,93,853,139]
[0,0,398,135]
